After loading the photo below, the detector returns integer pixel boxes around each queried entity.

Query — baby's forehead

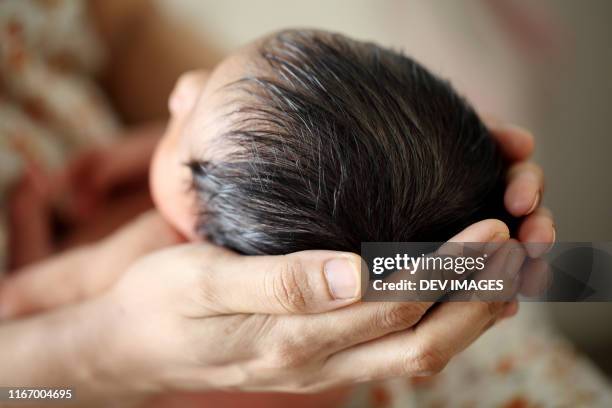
[183,30,343,161]
[191,29,330,128]
[183,43,266,161]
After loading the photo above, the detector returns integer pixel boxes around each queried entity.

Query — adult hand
[0,119,551,402]
[57,217,513,399]
[0,212,515,402]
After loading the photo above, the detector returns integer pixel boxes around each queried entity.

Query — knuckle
[379,303,428,331]
[408,344,449,375]
[180,245,236,308]
[272,257,314,313]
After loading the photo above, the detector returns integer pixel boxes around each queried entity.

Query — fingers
[504,162,544,217]
[268,219,512,358]
[195,248,363,315]
[484,117,535,162]
[450,218,510,242]
[484,117,553,250]
[517,207,556,257]
[434,218,510,267]
[0,212,181,319]
[437,218,510,257]
[486,118,555,257]
[373,219,511,303]
[460,239,525,302]
[324,298,508,383]
[269,302,433,364]
[321,226,520,383]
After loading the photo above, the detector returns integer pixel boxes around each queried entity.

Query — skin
[148,46,256,240]
[0,213,516,408]
[0,33,554,408]
[150,37,555,251]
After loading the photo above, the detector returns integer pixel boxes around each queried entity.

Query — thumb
[192,220,509,316]
[196,248,364,315]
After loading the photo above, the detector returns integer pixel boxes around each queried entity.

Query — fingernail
[324,258,359,300]
[493,231,510,241]
[527,191,540,215]
[484,232,510,255]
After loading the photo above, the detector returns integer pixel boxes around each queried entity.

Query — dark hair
[189,30,509,255]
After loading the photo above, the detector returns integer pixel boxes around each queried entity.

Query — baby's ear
[168,70,210,116]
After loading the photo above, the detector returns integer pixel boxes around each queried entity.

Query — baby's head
[151,29,508,255]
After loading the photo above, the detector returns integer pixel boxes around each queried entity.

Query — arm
[1,215,516,406]
[0,297,155,408]
[0,301,118,408]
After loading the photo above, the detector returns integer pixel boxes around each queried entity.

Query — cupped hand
[0,211,515,398]
[0,118,551,397]
[73,217,513,396]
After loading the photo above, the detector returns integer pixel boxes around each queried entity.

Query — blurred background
[157,0,612,374]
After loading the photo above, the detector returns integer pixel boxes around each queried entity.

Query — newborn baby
[151,29,509,257]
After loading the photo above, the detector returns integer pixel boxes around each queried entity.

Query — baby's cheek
[150,134,198,240]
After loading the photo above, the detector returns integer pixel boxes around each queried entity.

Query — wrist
[66,296,150,403]
[0,299,142,406]
[74,293,166,402]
